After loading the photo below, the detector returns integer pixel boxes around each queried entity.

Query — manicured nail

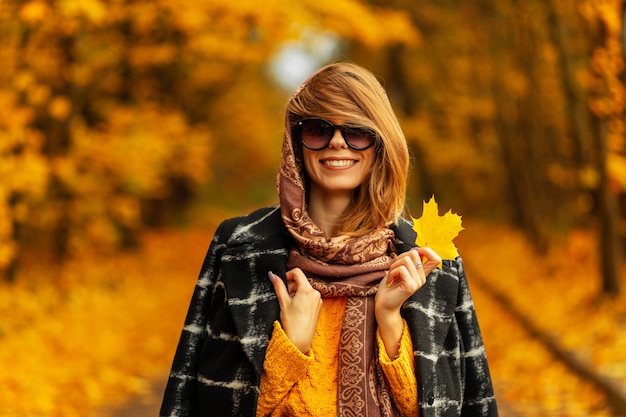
[268,271,276,282]
[384,271,394,288]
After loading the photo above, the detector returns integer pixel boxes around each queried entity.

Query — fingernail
[268,271,276,282]
[385,272,393,288]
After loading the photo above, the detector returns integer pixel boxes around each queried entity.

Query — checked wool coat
[160,206,499,417]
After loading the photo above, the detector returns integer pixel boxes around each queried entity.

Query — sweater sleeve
[377,320,418,417]
[256,321,314,417]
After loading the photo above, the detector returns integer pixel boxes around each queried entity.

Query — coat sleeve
[454,256,499,417]
[160,218,242,417]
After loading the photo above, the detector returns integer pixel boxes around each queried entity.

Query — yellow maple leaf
[411,196,464,268]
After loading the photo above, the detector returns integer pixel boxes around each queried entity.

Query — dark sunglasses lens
[300,119,333,149]
[298,119,377,150]
[343,127,376,150]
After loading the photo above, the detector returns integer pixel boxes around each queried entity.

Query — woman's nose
[328,129,348,149]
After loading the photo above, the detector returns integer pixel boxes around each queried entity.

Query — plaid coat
[160,206,498,417]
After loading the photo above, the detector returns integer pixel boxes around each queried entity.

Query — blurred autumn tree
[2,0,623,293]
[0,0,418,279]
[347,0,625,294]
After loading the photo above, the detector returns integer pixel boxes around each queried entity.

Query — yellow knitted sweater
[256,297,418,417]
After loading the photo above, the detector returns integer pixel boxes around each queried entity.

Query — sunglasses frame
[294,117,378,151]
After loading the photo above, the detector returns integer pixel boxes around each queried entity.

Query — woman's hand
[375,247,441,358]
[269,268,323,354]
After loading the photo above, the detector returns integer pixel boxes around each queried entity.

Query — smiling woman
[160,62,498,417]
[296,117,378,238]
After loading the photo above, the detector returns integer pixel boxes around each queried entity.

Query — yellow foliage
[581,0,626,190]
[38,105,214,254]
[58,0,107,25]
[128,44,179,68]
[0,88,50,269]
[1,0,423,272]
[48,95,72,120]
[310,0,419,49]
[26,83,51,106]
[608,154,626,190]
[412,196,463,268]
[12,71,36,91]
[18,0,50,24]
[2,152,49,198]
[0,228,16,270]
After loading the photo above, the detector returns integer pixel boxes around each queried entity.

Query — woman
[160,62,498,417]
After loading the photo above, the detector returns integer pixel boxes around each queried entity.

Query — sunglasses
[294,117,378,151]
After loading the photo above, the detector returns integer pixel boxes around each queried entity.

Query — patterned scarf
[278,86,400,417]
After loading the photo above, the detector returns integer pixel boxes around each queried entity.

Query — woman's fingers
[384,246,443,292]
[268,271,291,308]
[386,265,415,291]
[269,268,311,300]
[268,268,322,354]
[387,250,424,288]
[391,249,421,271]
[414,247,442,276]
[286,267,308,287]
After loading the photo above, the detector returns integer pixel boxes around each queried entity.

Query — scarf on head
[278,81,400,417]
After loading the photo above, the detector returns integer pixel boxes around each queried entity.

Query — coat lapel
[220,207,290,377]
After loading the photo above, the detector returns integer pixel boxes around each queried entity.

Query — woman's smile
[320,158,358,168]
[304,145,373,199]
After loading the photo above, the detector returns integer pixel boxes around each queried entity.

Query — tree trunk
[585,2,623,295]
[492,94,549,253]
[545,0,594,164]
[487,0,550,252]
[44,33,78,263]
[595,116,622,295]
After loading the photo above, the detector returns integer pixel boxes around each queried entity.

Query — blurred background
[0,0,625,416]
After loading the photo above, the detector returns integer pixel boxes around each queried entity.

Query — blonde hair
[287,62,409,236]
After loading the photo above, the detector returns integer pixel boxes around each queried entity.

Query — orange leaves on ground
[459,221,626,416]
[0,223,219,417]
[412,196,464,267]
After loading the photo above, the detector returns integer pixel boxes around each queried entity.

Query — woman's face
[301,118,376,200]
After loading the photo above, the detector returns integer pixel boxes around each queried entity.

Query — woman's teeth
[323,160,354,167]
